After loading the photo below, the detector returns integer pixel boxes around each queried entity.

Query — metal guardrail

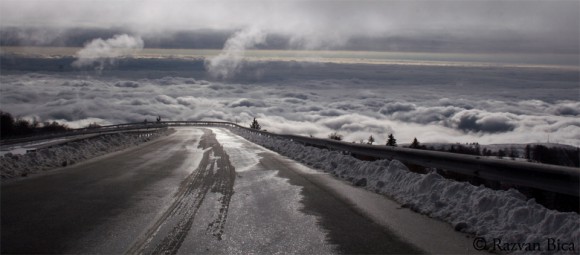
[230,125,579,197]
[0,124,168,146]
[2,120,578,197]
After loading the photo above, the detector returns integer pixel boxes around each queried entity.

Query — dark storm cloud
[62,80,93,87]
[282,92,309,100]
[451,110,518,133]
[390,106,462,125]
[550,102,580,116]
[114,81,140,88]
[153,77,198,86]
[283,98,305,104]
[379,102,417,115]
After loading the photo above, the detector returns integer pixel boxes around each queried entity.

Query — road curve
[1,127,479,254]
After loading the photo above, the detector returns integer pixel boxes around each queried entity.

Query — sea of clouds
[1,53,578,146]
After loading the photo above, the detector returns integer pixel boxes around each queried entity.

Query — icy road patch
[210,128,262,172]
[206,128,335,254]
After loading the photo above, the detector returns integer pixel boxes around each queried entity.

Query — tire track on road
[206,146,236,241]
[126,129,236,255]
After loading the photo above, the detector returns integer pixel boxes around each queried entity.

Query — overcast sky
[1,0,579,53]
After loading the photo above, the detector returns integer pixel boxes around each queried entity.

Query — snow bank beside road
[233,129,580,253]
[1,138,72,157]
[1,129,171,181]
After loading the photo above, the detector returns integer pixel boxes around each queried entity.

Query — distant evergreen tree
[525,145,532,161]
[409,137,420,149]
[367,135,375,145]
[531,145,559,165]
[0,111,16,137]
[386,134,397,147]
[41,121,69,133]
[482,148,492,156]
[86,122,101,129]
[250,118,261,130]
[14,118,33,136]
[497,149,506,159]
[509,147,518,160]
[528,145,579,167]
[475,144,481,155]
[1,110,70,139]
[328,132,343,141]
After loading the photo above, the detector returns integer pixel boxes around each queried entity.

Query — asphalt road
[1,127,479,254]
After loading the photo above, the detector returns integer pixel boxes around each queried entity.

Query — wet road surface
[1,127,478,254]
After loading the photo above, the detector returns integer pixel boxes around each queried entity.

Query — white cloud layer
[1,60,578,146]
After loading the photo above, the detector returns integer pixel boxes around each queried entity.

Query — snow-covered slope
[1,138,73,156]
[232,128,579,252]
